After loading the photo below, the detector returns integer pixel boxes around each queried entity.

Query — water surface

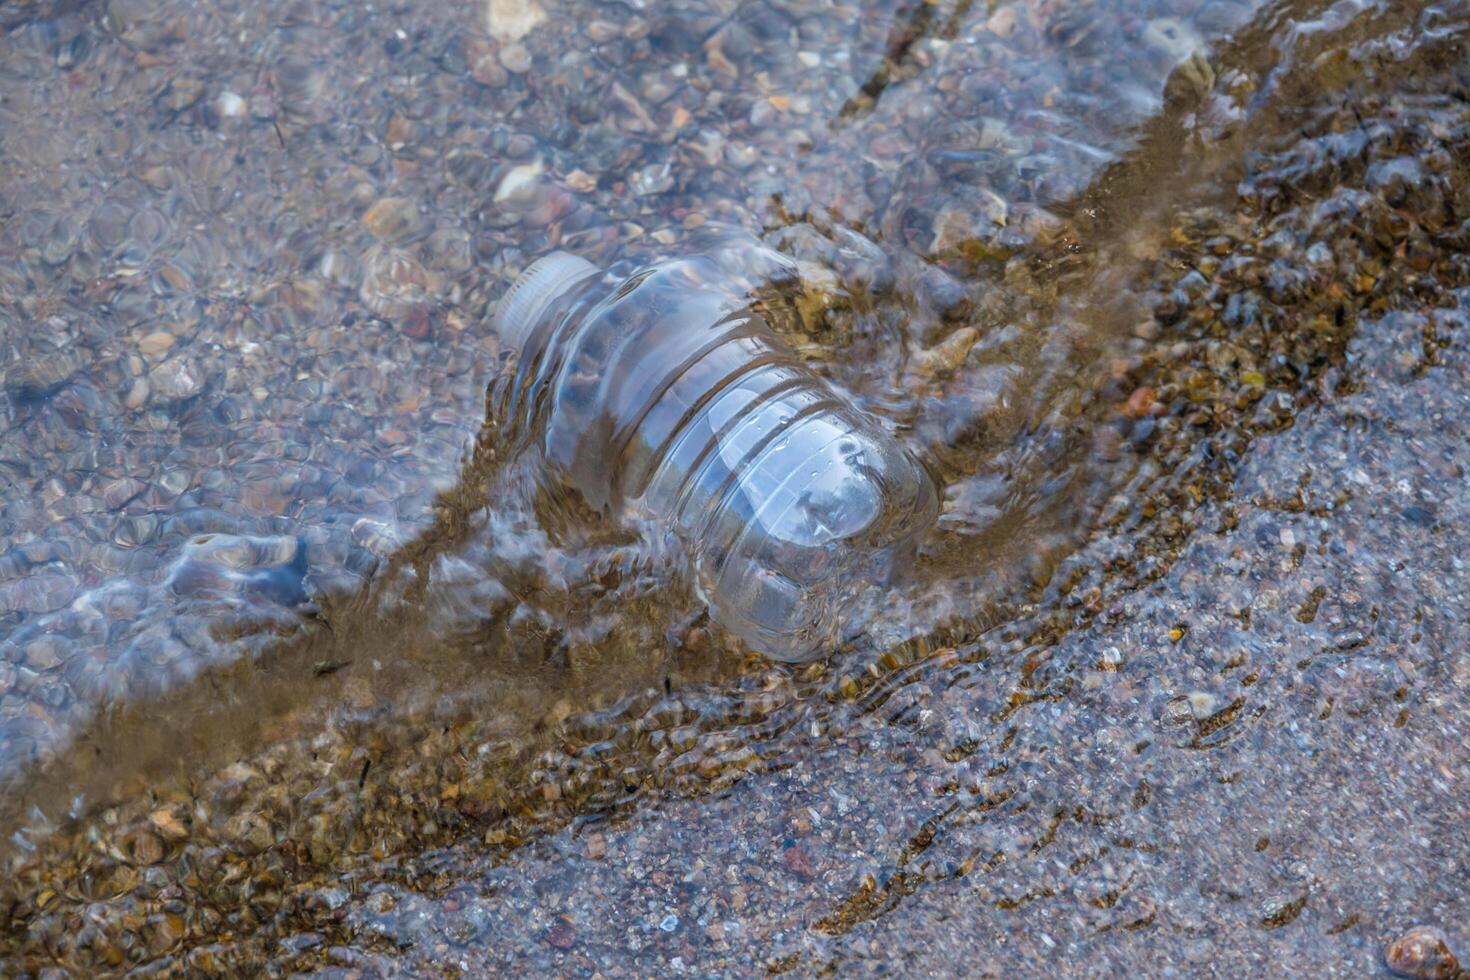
[2,0,1468,974]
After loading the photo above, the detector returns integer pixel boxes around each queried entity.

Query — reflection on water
[3,0,1470,973]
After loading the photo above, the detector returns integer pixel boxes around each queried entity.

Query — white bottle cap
[495,251,599,354]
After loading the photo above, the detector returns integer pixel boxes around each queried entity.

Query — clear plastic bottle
[496,250,937,661]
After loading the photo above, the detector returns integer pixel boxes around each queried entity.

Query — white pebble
[217,91,246,118]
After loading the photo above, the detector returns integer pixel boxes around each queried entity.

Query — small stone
[216,90,245,117]
[659,914,679,932]
[1386,927,1459,979]
[226,812,275,855]
[149,808,189,841]
[631,161,673,197]
[987,6,1018,37]
[148,357,203,403]
[1186,691,1220,719]
[127,831,165,866]
[1133,319,1161,341]
[485,0,545,42]
[1123,386,1160,419]
[584,833,607,859]
[564,169,597,193]
[494,161,544,206]
[138,330,176,357]
[546,915,576,949]
[161,76,203,112]
[123,377,150,410]
[42,216,80,265]
[915,265,974,322]
[927,189,1009,262]
[362,197,424,244]
[1164,697,1194,726]
[725,142,758,170]
[385,114,413,149]
[360,244,443,319]
[113,514,160,548]
[4,344,80,403]
[100,476,146,510]
[22,636,67,670]
[157,913,186,945]
[471,50,507,87]
[499,43,532,74]
[781,844,814,881]
[912,327,979,378]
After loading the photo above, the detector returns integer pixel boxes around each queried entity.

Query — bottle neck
[495,252,599,355]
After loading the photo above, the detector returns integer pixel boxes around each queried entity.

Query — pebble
[22,636,67,670]
[485,0,545,43]
[987,6,1018,37]
[631,160,674,197]
[780,843,815,881]
[471,51,507,87]
[498,43,532,74]
[545,915,576,949]
[149,808,190,841]
[42,217,80,265]
[127,831,165,866]
[216,90,246,117]
[148,357,203,403]
[123,377,150,410]
[101,477,147,510]
[1185,690,1219,719]
[1386,927,1460,980]
[161,77,203,112]
[494,161,544,205]
[362,197,424,244]
[912,327,979,378]
[138,330,176,358]
[3,354,78,404]
[1123,387,1160,419]
[564,169,597,193]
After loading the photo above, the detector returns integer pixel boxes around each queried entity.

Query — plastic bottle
[496,250,937,661]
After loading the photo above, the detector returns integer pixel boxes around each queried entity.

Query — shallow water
[2,0,1469,974]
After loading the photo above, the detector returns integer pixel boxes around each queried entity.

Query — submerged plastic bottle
[496,250,937,661]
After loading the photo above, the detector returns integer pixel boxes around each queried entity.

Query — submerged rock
[1386,927,1460,980]
[484,0,545,43]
